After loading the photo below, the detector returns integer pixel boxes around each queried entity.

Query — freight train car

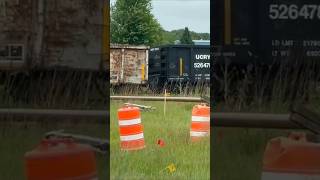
[0,0,109,103]
[213,0,320,65]
[110,44,149,85]
[148,45,210,90]
[109,44,210,93]
[212,0,320,100]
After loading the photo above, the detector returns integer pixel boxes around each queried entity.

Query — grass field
[0,79,109,179]
[0,119,108,179]
[211,127,290,180]
[211,99,320,180]
[110,100,210,180]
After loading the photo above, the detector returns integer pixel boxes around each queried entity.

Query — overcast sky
[110,0,210,33]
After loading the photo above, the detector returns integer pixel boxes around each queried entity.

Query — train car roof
[111,44,149,49]
[150,44,210,51]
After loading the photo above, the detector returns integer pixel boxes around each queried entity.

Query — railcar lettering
[195,54,210,60]
[307,50,320,56]
[194,63,210,69]
[269,4,320,20]
[303,40,320,47]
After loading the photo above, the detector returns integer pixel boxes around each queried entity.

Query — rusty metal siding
[0,0,32,70]
[0,0,108,71]
[44,0,104,70]
[110,44,149,85]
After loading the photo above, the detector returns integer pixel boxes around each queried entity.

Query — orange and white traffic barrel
[190,103,210,141]
[118,106,145,150]
[25,138,97,180]
[261,132,320,180]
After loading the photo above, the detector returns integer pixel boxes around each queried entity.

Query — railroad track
[0,102,317,133]
[0,109,109,123]
[111,95,206,102]
[0,109,307,130]
[0,96,205,122]
[213,106,320,134]
[212,113,298,129]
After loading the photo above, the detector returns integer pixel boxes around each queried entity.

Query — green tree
[161,29,210,45]
[111,0,163,46]
[180,27,194,44]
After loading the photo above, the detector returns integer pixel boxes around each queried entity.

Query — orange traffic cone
[25,138,97,180]
[118,106,145,150]
[261,132,320,180]
[190,104,210,142]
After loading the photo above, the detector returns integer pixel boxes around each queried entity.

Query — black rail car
[213,0,320,65]
[212,0,320,101]
[148,45,210,90]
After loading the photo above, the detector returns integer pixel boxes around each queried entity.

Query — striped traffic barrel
[118,106,145,150]
[190,103,210,141]
[261,132,320,180]
[25,138,97,180]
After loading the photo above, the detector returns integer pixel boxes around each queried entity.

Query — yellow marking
[224,0,231,45]
[141,64,145,81]
[166,163,176,173]
[179,58,183,76]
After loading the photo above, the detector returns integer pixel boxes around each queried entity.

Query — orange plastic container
[261,132,320,180]
[25,138,97,180]
[118,106,145,150]
[190,104,210,142]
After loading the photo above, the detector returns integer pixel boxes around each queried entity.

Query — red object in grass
[157,139,165,147]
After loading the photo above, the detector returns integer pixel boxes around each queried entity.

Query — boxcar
[110,44,149,85]
[0,0,108,71]
[213,0,320,66]
[0,0,109,102]
[212,0,320,101]
[148,45,210,88]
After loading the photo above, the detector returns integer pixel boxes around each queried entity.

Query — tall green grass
[211,128,289,180]
[0,71,107,109]
[0,121,108,179]
[110,82,210,97]
[212,61,320,180]
[215,59,320,109]
[0,72,108,179]
[110,100,210,180]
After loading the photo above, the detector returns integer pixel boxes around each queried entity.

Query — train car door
[168,46,190,81]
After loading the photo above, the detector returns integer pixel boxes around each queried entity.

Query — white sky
[110,0,210,33]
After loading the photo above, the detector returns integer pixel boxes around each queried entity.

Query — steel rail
[111,96,203,102]
[0,109,311,129]
[211,113,301,129]
[0,109,109,122]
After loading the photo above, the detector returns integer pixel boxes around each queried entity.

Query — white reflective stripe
[192,116,210,122]
[262,172,320,180]
[190,131,209,137]
[119,118,141,126]
[120,133,144,141]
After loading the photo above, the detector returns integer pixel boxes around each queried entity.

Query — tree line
[110,0,209,46]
